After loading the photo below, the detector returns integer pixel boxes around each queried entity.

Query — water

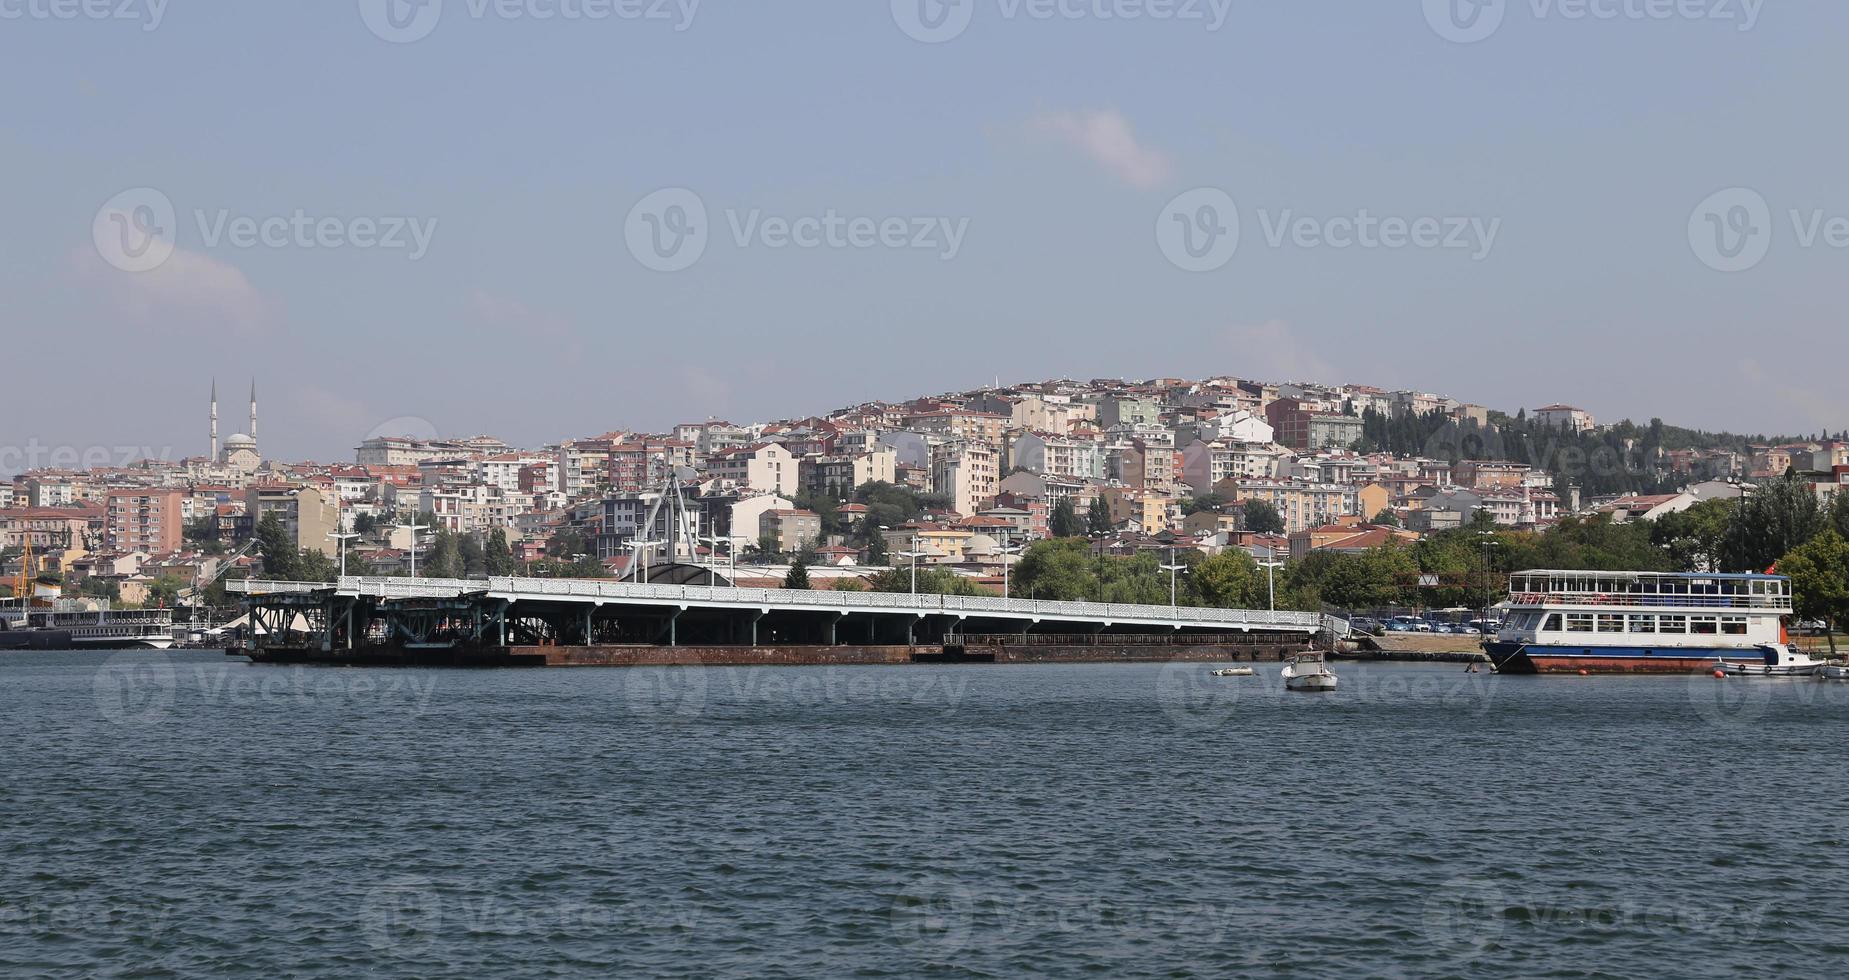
[2,650,1846,978]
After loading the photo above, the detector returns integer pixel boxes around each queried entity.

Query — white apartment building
[932,441,1000,516]
[709,443,799,498]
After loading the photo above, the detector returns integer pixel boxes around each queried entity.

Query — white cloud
[73,245,276,336]
[1027,109,1174,189]
[1221,320,1339,383]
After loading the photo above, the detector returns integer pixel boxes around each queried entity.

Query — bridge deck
[230,576,1339,635]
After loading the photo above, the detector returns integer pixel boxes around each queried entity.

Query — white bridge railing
[231,576,1325,631]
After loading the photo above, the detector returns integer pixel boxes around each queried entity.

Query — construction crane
[178,537,262,609]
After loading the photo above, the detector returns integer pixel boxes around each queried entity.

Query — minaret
[248,380,258,447]
[210,379,220,461]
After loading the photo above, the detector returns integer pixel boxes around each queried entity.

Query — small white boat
[1715,645,1825,677]
[1818,664,1849,681]
[1210,666,1255,677]
[1281,654,1338,692]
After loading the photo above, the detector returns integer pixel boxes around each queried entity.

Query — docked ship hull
[1487,642,1752,675]
[0,629,77,651]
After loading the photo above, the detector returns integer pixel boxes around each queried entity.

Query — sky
[2,0,1844,471]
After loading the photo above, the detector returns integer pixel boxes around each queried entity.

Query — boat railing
[1508,592,1791,612]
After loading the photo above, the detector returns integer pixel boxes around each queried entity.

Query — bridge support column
[668,607,682,647]
[827,613,843,645]
[582,607,593,646]
[751,610,766,647]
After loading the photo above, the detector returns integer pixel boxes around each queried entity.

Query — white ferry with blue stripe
[1486,570,1794,674]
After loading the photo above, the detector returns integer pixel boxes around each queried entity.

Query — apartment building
[1218,479,1360,535]
[931,441,1000,516]
[1010,432,1106,481]
[709,443,799,497]
[103,489,185,554]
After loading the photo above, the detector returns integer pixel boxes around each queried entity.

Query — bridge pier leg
[827,613,843,645]
[668,608,681,647]
[582,607,593,646]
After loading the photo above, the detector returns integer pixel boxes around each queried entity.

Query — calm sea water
[2,650,1846,978]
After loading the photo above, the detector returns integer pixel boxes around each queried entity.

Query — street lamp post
[998,542,1024,599]
[1257,557,1283,612]
[327,531,360,579]
[1478,530,1499,628]
[699,534,735,587]
[896,550,926,594]
[628,538,663,584]
[399,520,428,578]
[1160,546,1189,609]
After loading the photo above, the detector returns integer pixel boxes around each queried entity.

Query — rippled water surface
[3,650,1847,977]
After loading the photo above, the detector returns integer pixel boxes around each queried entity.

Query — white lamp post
[1257,557,1284,612]
[896,550,927,594]
[1160,546,1190,609]
[628,538,664,584]
[398,520,428,578]
[699,534,735,587]
[327,530,360,579]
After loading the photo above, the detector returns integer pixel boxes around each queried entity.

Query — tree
[1720,471,1825,572]
[755,533,782,559]
[1087,498,1113,536]
[1011,539,1100,601]
[424,527,464,579]
[484,528,518,576]
[854,519,889,565]
[1242,500,1285,535]
[1049,498,1081,539]
[1651,498,1736,572]
[255,512,298,581]
[147,575,186,608]
[783,559,811,591]
[1780,528,1849,656]
[1188,550,1264,609]
[1370,508,1401,528]
[458,533,486,578]
[297,548,339,584]
[354,512,378,536]
[1183,494,1225,516]
[865,566,984,596]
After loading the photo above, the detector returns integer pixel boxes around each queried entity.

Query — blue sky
[2,0,1844,467]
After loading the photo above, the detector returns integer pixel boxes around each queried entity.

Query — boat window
[1597,614,1624,633]
[1630,615,1656,633]
[1691,617,1720,635]
[1659,615,1687,634]
[1566,614,1594,632]
[1543,614,1562,632]
[1722,617,1748,636]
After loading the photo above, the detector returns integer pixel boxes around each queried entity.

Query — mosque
[210,380,263,474]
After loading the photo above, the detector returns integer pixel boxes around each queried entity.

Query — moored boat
[1715,644,1825,677]
[1486,570,1796,675]
[1281,654,1338,691]
[0,602,176,651]
[1210,666,1255,677]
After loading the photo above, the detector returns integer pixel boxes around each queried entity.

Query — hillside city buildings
[2,376,1839,602]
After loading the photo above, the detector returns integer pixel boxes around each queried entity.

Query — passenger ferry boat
[1486,570,1794,674]
[0,601,177,651]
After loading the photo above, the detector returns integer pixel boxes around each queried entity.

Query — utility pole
[400,520,428,578]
